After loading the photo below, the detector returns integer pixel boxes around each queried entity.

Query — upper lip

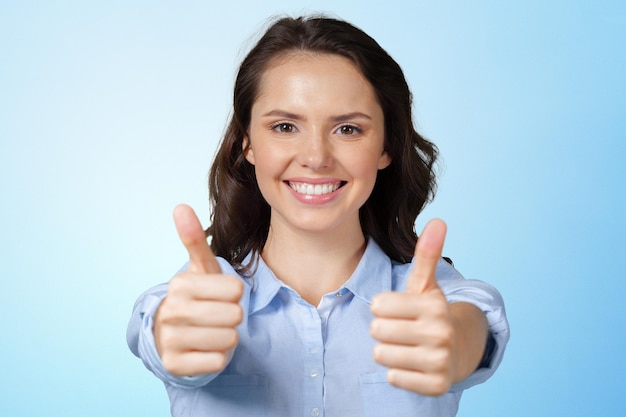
[285,177,344,185]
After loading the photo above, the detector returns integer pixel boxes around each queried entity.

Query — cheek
[251,148,287,184]
[347,152,385,180]
[251,161,276,205]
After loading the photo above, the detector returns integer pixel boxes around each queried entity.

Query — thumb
[173,204,221,274]
[405,219,447,294]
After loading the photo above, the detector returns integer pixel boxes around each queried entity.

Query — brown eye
[272,123,296,133]
[336,125,361,136]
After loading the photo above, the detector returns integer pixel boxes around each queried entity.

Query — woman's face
[245,52,391,236]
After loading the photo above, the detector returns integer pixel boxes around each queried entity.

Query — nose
[297,130,332,170]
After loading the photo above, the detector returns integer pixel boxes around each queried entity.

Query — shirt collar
[247,238,392,314]
[343,239,392,304]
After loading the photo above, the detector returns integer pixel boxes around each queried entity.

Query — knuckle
[229,278,245,299]
[370,292,395,315]
[168,275,188,294]
[161,354,183,376]
[370,295,382,314]
[208,353,228,373]
[432,323,454,347]
[431,348,452,371]
[156,301,182,324]
[225,329,239,348]
[232,304,244,325]
[159,329,178,349]
[372,345,381,363]
[369,319,379,335]
[441,325,455,344]
[386,369,398,386]
[372,344,384,363]
[424,323,453,347]
[154,303,168,324]
[429,375,452,396]
[216,352,230,370]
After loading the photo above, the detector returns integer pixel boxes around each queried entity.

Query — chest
[174,289,460,417]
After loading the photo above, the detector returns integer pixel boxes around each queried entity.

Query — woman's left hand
[370,220,459,396]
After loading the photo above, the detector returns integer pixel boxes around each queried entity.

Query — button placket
[302,302,324,417]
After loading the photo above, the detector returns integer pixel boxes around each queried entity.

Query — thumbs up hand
[370,219,457,396]
[154,204,244,377]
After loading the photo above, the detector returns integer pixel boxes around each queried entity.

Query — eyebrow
[262,110,304,120]
[261,110,372,122]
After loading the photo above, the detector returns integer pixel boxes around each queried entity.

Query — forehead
[260,51,366,84]
[253,52,380,113]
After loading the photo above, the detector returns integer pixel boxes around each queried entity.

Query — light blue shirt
[127,239,509,417]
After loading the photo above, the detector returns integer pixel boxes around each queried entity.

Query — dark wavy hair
[206,15,438,274]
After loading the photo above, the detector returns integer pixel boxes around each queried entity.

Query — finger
[173,204,221,274]
[387,368,452,397]
[371,318,418,345]
[370,316,451,345]
[371,292,446,319]
[374,344,449,373]
[169,273,244,302]
[162,350,231,377]
[405,219,447,294]
[161,326,239,352]
[160,299,243,327]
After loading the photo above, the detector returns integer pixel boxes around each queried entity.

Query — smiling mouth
[287,181,346,196]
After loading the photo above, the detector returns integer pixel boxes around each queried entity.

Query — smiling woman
[126,15,509,417]
[244,53,390,244]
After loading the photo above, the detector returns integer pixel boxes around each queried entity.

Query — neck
[261,218,366,306]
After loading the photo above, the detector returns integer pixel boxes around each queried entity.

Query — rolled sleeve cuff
[443,279,510,392]
[135,291,219,389]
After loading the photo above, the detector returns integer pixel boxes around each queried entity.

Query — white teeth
[289,182,341,196]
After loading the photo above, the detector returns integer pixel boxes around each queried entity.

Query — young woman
[127,16,509,417]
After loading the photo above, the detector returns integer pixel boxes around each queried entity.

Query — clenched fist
[370,219,488,396]
[154,204,244,377]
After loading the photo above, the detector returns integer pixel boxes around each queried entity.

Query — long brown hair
[207,16,438,274]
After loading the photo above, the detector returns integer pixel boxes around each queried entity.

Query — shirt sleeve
[435,260,510,392]
[126,283,219,389]
[126,258,245,389]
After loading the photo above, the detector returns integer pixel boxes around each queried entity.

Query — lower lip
[285,183,343,205]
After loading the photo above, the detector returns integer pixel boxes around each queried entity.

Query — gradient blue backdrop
[1,1,624,416]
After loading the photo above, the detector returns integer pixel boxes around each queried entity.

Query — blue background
[1,1,624,416]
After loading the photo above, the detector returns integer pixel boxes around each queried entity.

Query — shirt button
[311,408,320,416]
[310,370,318,378]
[310,347,320,354]
[335,292,342,297]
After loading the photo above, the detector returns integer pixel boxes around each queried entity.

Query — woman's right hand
[154,204,244,377]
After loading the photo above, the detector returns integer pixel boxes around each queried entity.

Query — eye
[271,122,297,134]
[336,124,361,136]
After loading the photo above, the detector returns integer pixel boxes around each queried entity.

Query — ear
[377,151,391,170]
[243,136,255,165]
